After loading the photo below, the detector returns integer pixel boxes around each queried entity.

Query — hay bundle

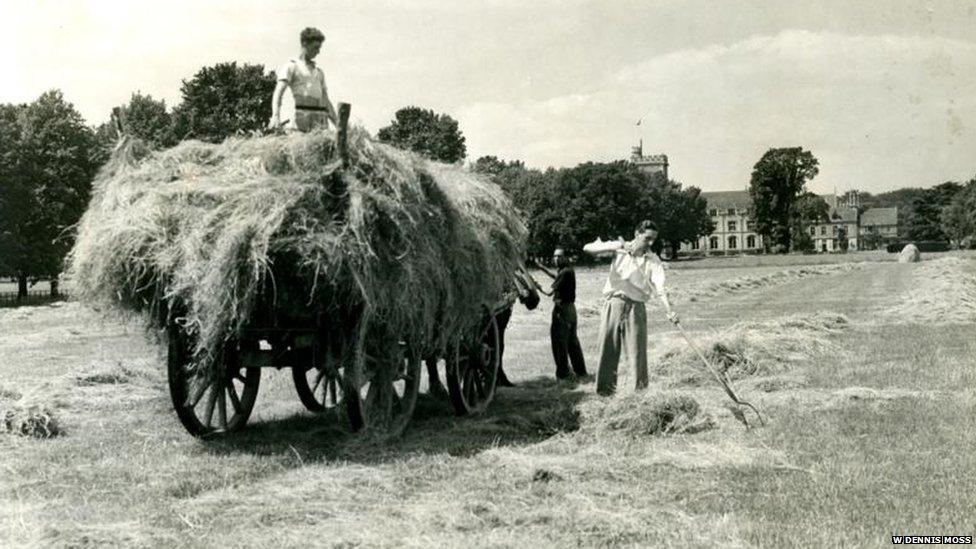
[582,391,713,436]
[657,312,849,384]
[898,243,921,263]
[68,128,527,379]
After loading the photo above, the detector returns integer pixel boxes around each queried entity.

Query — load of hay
[898,243,921,263]
[67,128,527,381]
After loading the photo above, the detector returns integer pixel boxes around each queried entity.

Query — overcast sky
[2,0,975,193]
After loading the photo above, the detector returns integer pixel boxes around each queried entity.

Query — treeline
[844,180,976,247]
[471,157,713,259]
[0,63,277,298]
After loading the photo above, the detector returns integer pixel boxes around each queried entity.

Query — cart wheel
[292,361,350,413]
[447,314,500,415]
[347,342,421,437]
[167,325,260,437]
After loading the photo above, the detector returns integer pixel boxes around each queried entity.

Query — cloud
[456,30,976,193]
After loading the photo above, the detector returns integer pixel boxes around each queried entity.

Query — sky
[2,0,975,194]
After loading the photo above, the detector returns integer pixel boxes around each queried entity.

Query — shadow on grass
[202,375,586,465]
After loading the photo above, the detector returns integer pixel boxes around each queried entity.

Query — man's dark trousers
[551,302,586,378]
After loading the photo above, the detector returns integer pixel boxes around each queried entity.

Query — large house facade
[681,191,765,253]
[677,190,899,255]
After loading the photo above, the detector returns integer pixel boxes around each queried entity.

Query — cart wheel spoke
[227,383,242,414]
[216,385,228,430]
[311,369,327,394]
[202,385,218,428]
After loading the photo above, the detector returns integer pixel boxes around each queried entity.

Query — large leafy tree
[491,160,712,259]
[170,62,276,143]
[0,91,100,298]
[377,107,466,163]
[789,192,829,252]
[748,147,820,252]
[942,177,976,247]
[908,182,960,242]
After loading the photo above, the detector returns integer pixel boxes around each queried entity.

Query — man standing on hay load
[269,27,338,132]
[583,220,679,396]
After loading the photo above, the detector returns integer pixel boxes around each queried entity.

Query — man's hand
[666,310,679,325]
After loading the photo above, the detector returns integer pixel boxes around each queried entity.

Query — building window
[709,209,717,216]
[820,226,827,235]
[832,225,838,235]
[746,235,756,248]
[745,220,754,230]
[709,236,719,250]
[728,235,737,249]
[691,239,700,250]
[809,226,816,236]
[727,220,737,232]
[727,208,737,215]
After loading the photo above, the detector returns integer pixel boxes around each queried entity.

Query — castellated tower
[630,140,669,180]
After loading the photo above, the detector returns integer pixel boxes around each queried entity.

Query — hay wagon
[164,293,509,438]
[70,103,527,440]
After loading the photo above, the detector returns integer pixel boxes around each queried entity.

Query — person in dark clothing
[538,248,587,380]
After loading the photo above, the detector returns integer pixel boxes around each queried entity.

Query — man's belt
[295,105,330,112]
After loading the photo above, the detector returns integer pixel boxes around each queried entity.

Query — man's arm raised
[582,236,625,257]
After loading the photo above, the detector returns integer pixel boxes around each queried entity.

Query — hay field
[2,252,974,547]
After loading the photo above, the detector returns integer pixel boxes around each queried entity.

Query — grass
[1,254,974,547]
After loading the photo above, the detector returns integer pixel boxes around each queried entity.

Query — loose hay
[0,404,61,439]
[68,128,527,380]
[677,263,864,301]
[657,312,850,385]
[884,257,976,324]
[581,391,714,436]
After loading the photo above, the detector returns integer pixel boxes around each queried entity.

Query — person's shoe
[556,372,576,383]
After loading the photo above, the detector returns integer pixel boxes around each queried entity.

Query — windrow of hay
[67,128,527,380]
[655,312,850,385]
[678,263,863,302]
[884,257,976,324]
[578,391,714,436]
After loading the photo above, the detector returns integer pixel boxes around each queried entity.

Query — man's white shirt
[601,249,667,303]
[276,58,329,131]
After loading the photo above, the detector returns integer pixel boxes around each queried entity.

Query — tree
[789,192,829,252]
[492,161,712,260]
[472,155,523,176]
[907,183,960,242]
[941,178,976,247]
[748,147,820,252]
[117,92,174,147]
[170,62,276,143]
[642,173,713,258]
[377,107,466,163]
[0,91,100,298]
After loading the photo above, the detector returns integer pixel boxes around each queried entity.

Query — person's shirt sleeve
[276,61,294,83]
[648,259,667,297]
[552,270,567,292]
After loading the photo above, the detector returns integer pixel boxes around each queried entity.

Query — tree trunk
[50,278,60,298]
[17,274,28,300]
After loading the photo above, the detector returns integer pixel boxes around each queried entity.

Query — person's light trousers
[596,296,648,395]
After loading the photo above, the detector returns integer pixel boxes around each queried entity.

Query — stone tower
[630,140,668,179]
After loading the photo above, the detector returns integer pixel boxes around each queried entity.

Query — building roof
[826,205,858,224]
[701,191,753,210]
[860,207,898,227]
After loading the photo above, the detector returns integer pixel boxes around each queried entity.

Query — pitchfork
[671,319,765,429]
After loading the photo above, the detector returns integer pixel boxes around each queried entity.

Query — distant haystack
[898,244,920,263]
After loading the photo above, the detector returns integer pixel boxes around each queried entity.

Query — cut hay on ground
[884,257,976,324]
[68,128,527,379]
[0,402,61,439]
[656,312,850,385]
[679,263,863,302]
[579,391,714,436]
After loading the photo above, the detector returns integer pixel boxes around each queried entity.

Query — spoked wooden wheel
[447,314,500,415]
[167,325,261,437]
[292,358,350,414]
[347,342,421,437]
